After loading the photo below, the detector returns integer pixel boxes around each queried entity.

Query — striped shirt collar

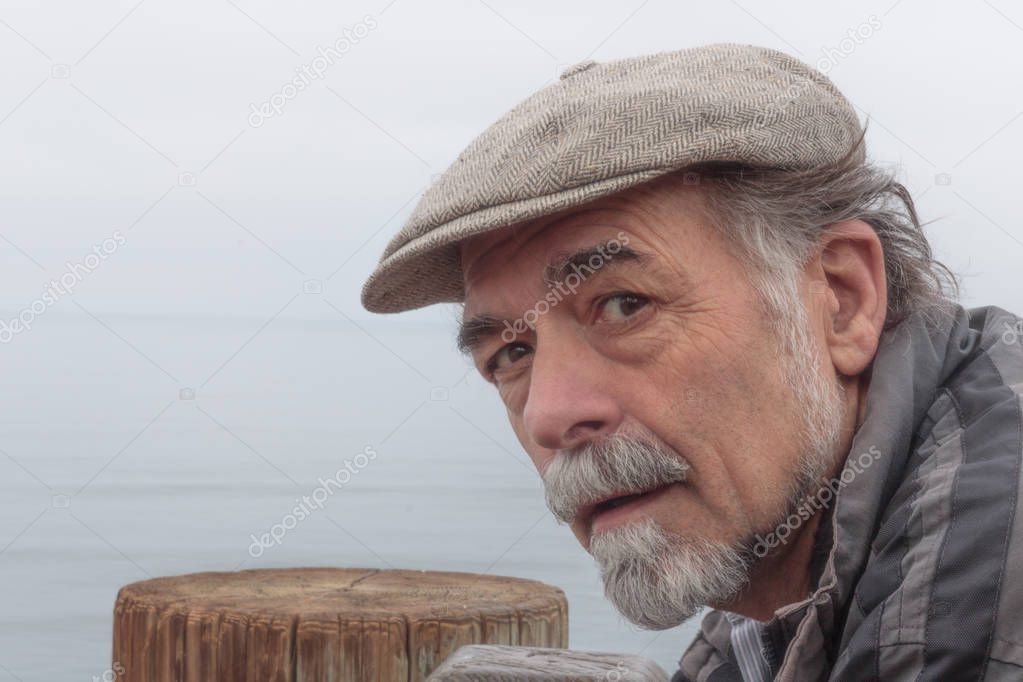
[724,611,772,682]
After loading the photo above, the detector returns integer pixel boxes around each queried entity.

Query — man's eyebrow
[457,243,652,358]
[543,244,647,287]
[457,314,506,357]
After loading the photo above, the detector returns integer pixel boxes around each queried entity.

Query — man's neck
[726,506,830,621]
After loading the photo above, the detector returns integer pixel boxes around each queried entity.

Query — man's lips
[577,484,675,531]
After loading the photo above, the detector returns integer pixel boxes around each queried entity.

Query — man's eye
[486,342,533,374]
[597,293,650,322]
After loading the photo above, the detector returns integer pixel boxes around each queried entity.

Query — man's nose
[521,336,623,452]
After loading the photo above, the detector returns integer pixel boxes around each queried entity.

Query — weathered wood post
[426,645,669,681]
[113,567,568,681]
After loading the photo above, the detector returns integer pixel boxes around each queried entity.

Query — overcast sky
[1,0,1021,323]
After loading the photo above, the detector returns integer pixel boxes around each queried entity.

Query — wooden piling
[426,645,669,681]
[112,567,568,682]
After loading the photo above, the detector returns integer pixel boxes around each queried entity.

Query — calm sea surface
[0,310,699,680]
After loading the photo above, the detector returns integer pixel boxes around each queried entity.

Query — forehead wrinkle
[462,202,646,286]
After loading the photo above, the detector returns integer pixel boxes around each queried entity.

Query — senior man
[361,44,1023,680]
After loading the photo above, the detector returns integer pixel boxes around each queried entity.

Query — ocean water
[0,309,699,680]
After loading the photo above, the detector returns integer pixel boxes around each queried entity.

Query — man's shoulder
[950,305,1023,404]
[903,305,1023,479]
[836,304,1023,677]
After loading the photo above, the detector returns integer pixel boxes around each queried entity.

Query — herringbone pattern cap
[361,42,864,313]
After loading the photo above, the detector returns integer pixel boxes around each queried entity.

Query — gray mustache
[542,433,691,524]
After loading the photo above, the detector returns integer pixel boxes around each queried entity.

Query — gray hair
[674,127,958,331]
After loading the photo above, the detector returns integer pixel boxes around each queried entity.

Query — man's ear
[812,219,888,378]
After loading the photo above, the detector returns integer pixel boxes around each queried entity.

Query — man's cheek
[506,414,543,470]
[499,379,530,420]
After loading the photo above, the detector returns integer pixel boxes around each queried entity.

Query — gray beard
[590,518,752,629]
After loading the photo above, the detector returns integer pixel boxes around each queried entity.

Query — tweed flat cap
[361,42,864,313]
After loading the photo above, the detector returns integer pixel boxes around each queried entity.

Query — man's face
[458,178,845,626]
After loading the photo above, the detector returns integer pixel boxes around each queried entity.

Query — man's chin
[590,519,752,630]
[606,582,703,631]
[597,553,705,630]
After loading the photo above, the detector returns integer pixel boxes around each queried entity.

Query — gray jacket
[676,305,1023,681]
